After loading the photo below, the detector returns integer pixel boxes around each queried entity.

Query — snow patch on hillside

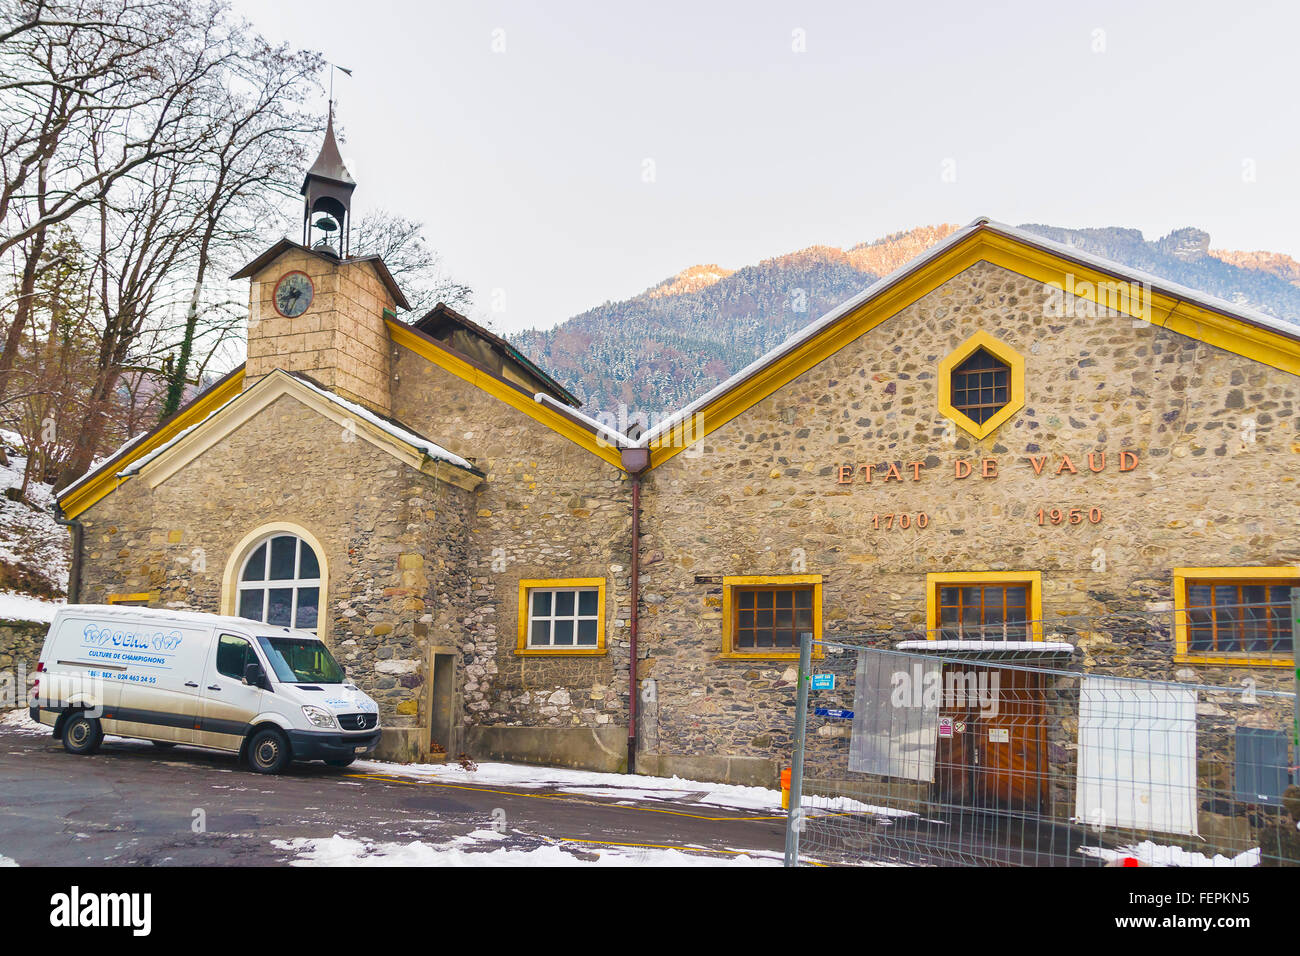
[0,435,70,615]
[0,592,59,623]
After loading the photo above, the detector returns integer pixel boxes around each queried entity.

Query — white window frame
[236,533,323,633]
[526,586,601,649]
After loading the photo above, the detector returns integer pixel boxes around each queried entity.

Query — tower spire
[301,100,356,257]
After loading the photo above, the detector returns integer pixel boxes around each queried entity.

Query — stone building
[55,122,1300,799]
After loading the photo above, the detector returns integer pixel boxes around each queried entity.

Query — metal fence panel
[1075,676,1198,836]
[784,605,1300,867]
[849,650,939,781]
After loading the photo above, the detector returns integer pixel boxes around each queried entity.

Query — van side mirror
[244,662,266,688]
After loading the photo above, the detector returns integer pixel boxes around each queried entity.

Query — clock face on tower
[273,271,313,318]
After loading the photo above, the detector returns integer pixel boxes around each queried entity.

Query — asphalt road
[0,721,789,866]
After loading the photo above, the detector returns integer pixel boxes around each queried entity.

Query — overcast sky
[233,0,1300,334]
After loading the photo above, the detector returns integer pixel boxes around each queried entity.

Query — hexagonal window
[938,331,1025,439]
[950,348,1010,425]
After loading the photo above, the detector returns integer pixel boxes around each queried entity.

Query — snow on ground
[352,757,915,817]
[0,855,17,867]
[0,440,70,606]
[0,591,59,623]
[274,828,780,867]
[1078,840,1262,867]
[1,708,47,735]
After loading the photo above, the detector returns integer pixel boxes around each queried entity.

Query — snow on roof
[109,371,477,482]
[116,410,226,479]
[55,602,316,633]
[58,602,249,626]
[55,428,151,497]
[895,639,1075,652]
[533,392,632,448]
[988,218,1300,339]
[639,216,1300,447]
[289,374,477,472]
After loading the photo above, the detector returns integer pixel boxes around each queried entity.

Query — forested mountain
[513,224,1300,420]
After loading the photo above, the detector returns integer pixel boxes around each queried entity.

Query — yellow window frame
[106,592,157,606]
[516,578,607,656]
[925,571,1044,641]
[1173,566,1297,667]
[721,575,823,660]
[937,330,1026,440]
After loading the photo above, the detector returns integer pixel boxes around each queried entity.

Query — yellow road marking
[346,771,788,822]
[544,836,780,860]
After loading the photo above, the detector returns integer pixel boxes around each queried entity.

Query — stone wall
[391,344,633,766]
[76,392,477,758]
[639,260,1300,774]
[0,618,48,707]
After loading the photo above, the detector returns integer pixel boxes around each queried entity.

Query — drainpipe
[620,447,650,774]
[50,503,83,604]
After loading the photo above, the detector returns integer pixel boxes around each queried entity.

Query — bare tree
[0,0,241,406]
[353,210,472,315]
[0,1,322,483]
[0,0,224,257]
[157,33,321,418]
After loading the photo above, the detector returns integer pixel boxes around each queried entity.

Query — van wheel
[324,757,356,768]
[247,728,290,774]
[61,713,103,756]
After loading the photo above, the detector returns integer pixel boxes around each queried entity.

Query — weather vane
[328,62,352,116]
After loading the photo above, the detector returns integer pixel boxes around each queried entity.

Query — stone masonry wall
[641,259,1300,767]
[0,619,48,708]
[76,393,477,734]
[391,344,633,741]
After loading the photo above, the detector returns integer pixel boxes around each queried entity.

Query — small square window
[519,580,605,654]
[723,577,821,658]
[1180,574,1294,660]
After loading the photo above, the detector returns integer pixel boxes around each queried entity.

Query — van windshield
[256,636,346,684]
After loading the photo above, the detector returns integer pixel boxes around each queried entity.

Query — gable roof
[386,316,633,470]
[118,369,483,495]
[56,365,248,517]
[230,238,411,311]
[58,370,483,516]
[635,216,1300,468]
[412,303,581,407]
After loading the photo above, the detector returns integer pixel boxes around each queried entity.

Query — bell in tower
[301,105,356,258]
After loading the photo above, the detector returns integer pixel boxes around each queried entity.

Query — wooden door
[935,665,1047,812]
[975,667,1047,811]
[935,668,979,805]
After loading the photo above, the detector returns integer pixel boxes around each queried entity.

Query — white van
[28,605,381,774]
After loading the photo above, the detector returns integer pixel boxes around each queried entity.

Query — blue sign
[814,707,854,719]
[811,674,835,690]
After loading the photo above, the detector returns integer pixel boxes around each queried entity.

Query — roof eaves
[56,364,246,500]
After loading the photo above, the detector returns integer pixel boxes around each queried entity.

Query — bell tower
[301,105,355,257]
[234,105,408,416]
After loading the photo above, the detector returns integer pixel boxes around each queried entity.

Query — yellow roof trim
[59,369,246,518]
[387,318,627,472]
[647,230,1300,469]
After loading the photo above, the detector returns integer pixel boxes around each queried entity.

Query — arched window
[236,533,322,632]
